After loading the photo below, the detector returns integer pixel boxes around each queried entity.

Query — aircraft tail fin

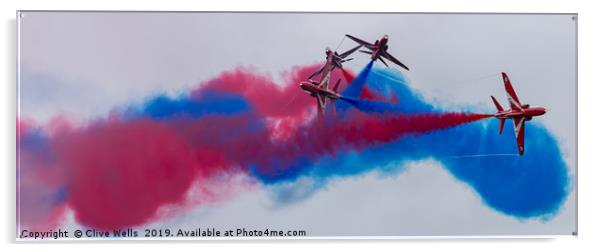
[491,96,504,112]
[491,96,505,134]
[498,118,505,135]
[378,56,389,67]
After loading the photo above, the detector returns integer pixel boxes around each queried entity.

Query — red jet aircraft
[345,34,410,71]
[300,70,342,117]
[308,45,361,80]
[491,72,546,156]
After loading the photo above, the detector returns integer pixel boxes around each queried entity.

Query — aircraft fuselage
[371,36,389,61]
[494,106,546,120]
[299,81,340,100]
[326,51,343,69]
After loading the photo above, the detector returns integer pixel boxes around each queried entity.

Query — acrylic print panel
[17,11,577,240]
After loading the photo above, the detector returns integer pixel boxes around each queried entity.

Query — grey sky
[18,11,576,236]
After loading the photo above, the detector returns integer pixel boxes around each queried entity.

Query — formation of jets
[298,34,547,156]
[300,34,408,118]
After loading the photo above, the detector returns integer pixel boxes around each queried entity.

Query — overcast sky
[18,11,576,236]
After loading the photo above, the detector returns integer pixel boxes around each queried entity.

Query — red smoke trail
[50,119,235,230]
[239,112,493,179]
[18,64,491,230]
[40,111,489,229]
[143,112,493,181]
[191,65,354,138]
[341,68,355,83]
[195,64,352,120]
[19,117,257,230]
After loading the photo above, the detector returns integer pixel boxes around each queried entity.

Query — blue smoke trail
[362,67,434,113]
[340,66,434,113]
[127,89,252,120]
[340,96,402,114]
[336,61,373,111]
[437,121,569,218]
[270,63,570,219]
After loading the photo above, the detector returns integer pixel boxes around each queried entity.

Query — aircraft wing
[382,51,410,71]
[359,49,373,55]
[308,64,326,80]
[338,45,362,59]
[502,72,523,111]
[345,34,375,50]
[378,56,389,67]
[513,116,525,155]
